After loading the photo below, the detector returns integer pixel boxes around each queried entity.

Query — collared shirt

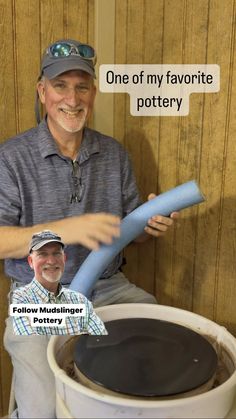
[11,278,107,335]
[0,119,140,285]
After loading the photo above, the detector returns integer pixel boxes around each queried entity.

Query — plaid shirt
[11,278,107,336]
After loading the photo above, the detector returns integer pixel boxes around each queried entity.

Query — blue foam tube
[70,180,205,296]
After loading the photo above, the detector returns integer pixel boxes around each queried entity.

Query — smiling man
[2,39,178,418]
[12,230,107,336]
[38,71,96,135]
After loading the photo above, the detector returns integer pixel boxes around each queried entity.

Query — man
[12,230,107,336]
[2,39,178,418]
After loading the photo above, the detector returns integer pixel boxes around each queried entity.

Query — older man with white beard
[11,230,107,336]
[2,39,178,418]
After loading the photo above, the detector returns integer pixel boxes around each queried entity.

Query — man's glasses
[46,42,97,66]
[70,161,84,203]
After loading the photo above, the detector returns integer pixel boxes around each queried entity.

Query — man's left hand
[144,193,179,238]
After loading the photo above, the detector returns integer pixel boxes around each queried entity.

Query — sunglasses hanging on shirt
[70,160,84,203]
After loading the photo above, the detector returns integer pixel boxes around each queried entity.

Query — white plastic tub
[47,304,236,418]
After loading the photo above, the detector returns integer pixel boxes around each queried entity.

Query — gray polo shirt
[0,120,140,285]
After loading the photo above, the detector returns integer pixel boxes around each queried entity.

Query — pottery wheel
[73,318,218,397]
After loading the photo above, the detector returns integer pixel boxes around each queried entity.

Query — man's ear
[92,84,97,102]
[37,81,46,104]
[27,255,34,269]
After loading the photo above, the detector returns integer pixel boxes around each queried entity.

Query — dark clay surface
[74,318,218,397]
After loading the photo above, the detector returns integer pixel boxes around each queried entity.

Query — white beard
[42,269,62,284]
[57,109,87,133]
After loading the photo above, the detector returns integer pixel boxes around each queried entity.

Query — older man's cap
[41,39,96,79]
[29,230,65,253]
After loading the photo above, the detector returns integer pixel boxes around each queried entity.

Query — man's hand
[0,213,121,259]
[60,213,121,250]
[144,193,179,238]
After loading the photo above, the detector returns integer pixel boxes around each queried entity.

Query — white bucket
[47,304,236,418]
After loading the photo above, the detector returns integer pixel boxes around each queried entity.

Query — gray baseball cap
[29,230,65,253]
[41,39,96,79]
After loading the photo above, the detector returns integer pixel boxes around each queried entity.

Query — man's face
[37,70,96,134]
[28,242,66,291]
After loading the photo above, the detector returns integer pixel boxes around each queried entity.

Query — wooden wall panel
[173,0,209,311]
[194,0,235,319]
[64,0,88,41]
[155,0,209,310]
[14,0,40,132]
[40,0,64,47]
[165,0,210,311]
[138,0,164,295]
[115,0,236,332]
[0,0,16,140]
[0,1,17,415]
[155,0,186,306]
[114,0,127,143]
[122,0,146,289]
[93,0,115,134]
[215,1,236,334]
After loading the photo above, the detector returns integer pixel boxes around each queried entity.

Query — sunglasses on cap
[45,41,97,66]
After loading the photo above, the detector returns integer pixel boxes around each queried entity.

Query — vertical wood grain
[93,0,115,136]
[0,0,16,141]
[133,0,164,295]
[14,0,40,132]
[194,0,235,320]
[113,0,127,145]
[176,0,209,310]
[0,2,16,415]
[122,0,145,288]
[88,0,95,43]
[115,0,236,332]
[40,0,64,56]
[155,0,186,306]
[171,0,209,311]
[215,0,236,333]
[64,0,88,41]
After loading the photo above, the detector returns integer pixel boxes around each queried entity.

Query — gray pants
[4,272,156,418]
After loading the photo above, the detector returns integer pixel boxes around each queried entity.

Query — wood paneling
[215,0,236,333]
[14,0,40,132]
[0,1,16,414]
[1,0,236,415]
[193,0,235,319]
[93,0,115,136]
[117,0,236,334]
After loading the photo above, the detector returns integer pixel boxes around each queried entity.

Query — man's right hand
[60,213,121,250]
[0,213,121,259]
